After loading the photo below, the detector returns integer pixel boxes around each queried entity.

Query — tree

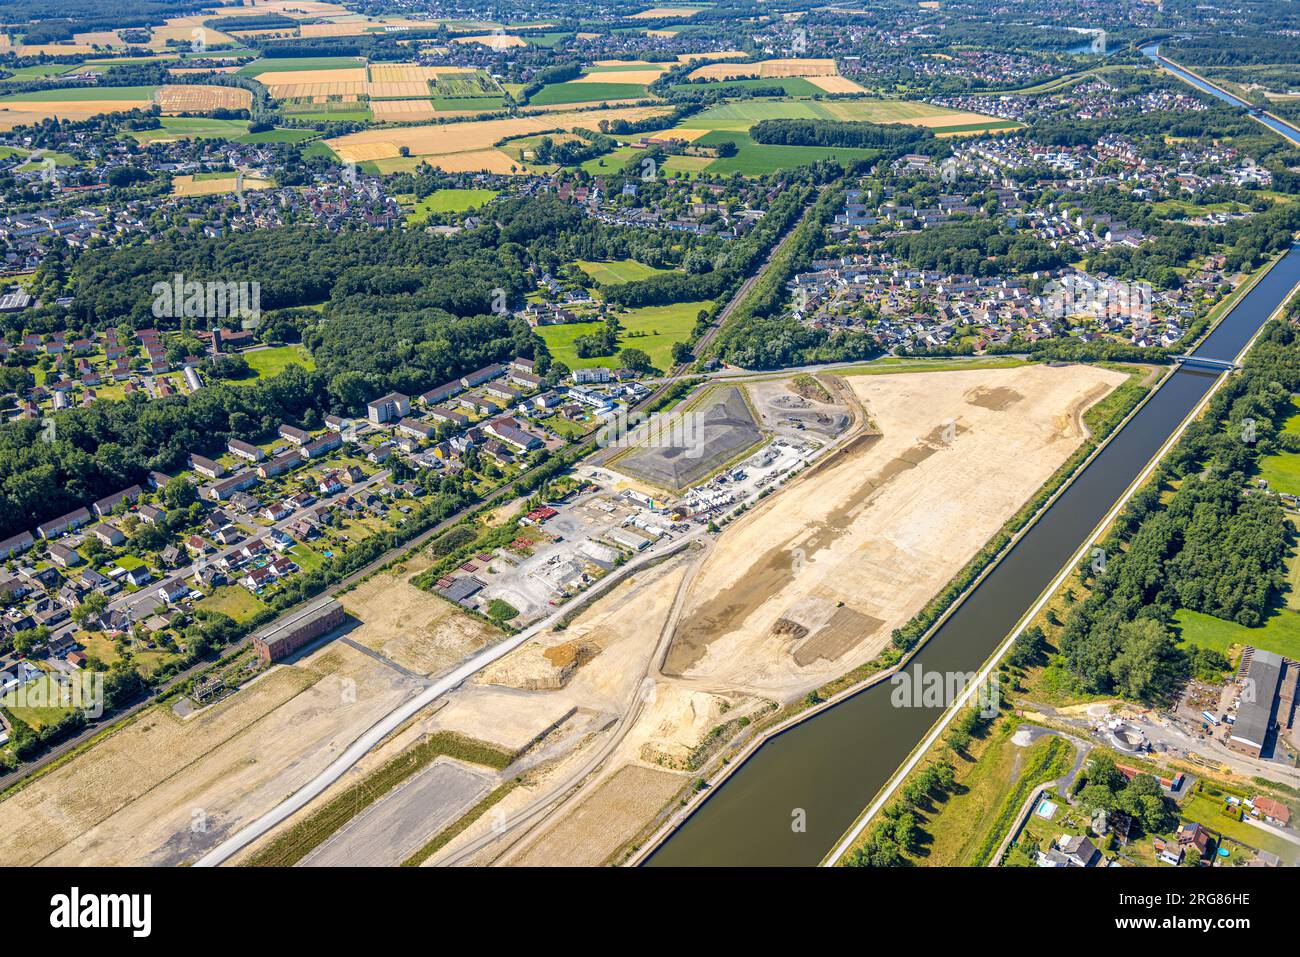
[671,341,692,364]
[1007,624,1046,669]
[12,626,49,657]
[715,140,738,158]
[619,347,652,373]
[1109,618,1175,700]
[72,591,108,627]
[163,476,197,509]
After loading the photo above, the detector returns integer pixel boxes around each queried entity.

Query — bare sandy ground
[339,565,500,676]
[508,764,685,866]
[0,643,423,866]
[663,364,1125,696]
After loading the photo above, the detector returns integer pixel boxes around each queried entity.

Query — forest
[1055,314,1300,703]
[749,119,933,150]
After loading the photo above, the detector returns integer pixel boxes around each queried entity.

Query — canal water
[647,243,1300,866]
[1142,44,1300,146]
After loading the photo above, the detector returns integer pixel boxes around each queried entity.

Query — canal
[647,242,1300,866]
[1142,44,1300,146]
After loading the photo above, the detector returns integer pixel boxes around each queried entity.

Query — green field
[1173,606,1300,661]
[126,117,251,143]
[238,127,318,144]
[580,144,640,174]
[197,585,269,622]
[538,299,709,371]
[695,129,879,175]
[430,94,507,111]
[678,97,973,131]
[237,57,364,77]
[529,81,648,106]
[1,675,76,731]
[672,76,825,96]
[235,345,316,381]
[407,188,499,224]
[1256,445,1300,496]
[575,259,676,285]
[282,106,372,123]
[1,63,79,82]
[0,85,157,102]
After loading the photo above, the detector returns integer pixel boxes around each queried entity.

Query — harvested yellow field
[368,81,430,98]
[629,6,704,18]
[677,50,746,62]
[689,57,839,80]
[11,44,99,56]
[269,81,367,99]
[149,18,237,50]
[369,63,473,82]
[0,100,152,120]
[258,69,363,84]
[372,98,438,121]
[156,84,253,113]
[642,126,711,142]
[171,174,274,197]
[258,67,367,87]
[300,21,370,37]
[75,30,126,47]
[907,109,1009,127]
[453,33,527,48]
[576,69,665,85]
[593,59,662,68]
[429,149,521,173]
[326,105,670,163]
[807,74,868,94]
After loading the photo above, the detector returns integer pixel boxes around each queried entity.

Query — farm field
[528,81,651,105]
[171,173,275,197]
[0,85,159,102]
[324,104,671,166]
[237,57,366,77]
[677,97,1010,133]
[695,129,879,174]
[537,299,709,371]
[155,84,253,113]
[672,76,827,96]
[687,58,839,81]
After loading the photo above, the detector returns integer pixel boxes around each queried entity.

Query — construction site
[0,363,1128,868]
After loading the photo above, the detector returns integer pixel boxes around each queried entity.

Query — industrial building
[251,597,346,665]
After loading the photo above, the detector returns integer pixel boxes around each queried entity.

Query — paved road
[300,758,493,867]
[193,529,702,866]
[1,195,814,806]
